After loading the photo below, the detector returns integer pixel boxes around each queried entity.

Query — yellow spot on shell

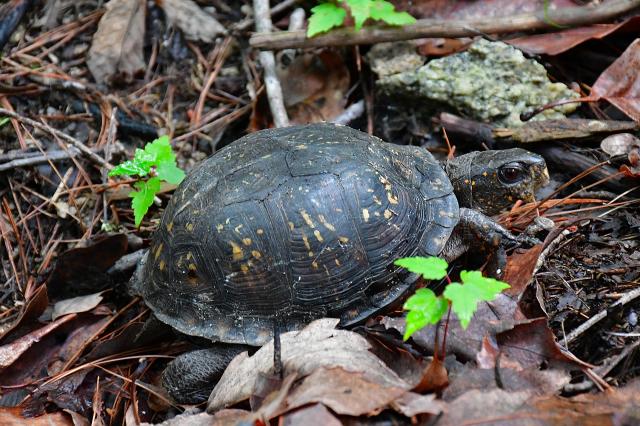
[384,209,393,219]
[234,224,243,233]
[387,192,399,204]
[229,241,244,261]
[464,179,470,184]
[302,234,311,251]
[186,223,194,231]
[216,224,223,232]
[300,210,315,228]
[166,222,174,232]
[159,260,165,270]
[288,221,295,231]
[252,250,262,259]
[257,228,264,235]
[362,209,370,222]
[308,251,314,257]
[339,236,349,243]
[154,243,163,260]
[312,261,319,269]
[471,180,476,186]
[335,259,341,266]
[373,195,382,205]
[242,238,252,246]
[318,215,336,232]
[241,264,249,273]
[313,230,324,242]
[186,252,193,260]
[188,263,197,271]
[366,188,374,193]
[482,171,488,177]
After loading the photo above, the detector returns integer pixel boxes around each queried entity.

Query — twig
[0,146,118,172]
[253,0,289,128]
[232,0,299,32]
[331,100,365,125]
[250,0,640,50]
[565,286,640,344]
[0,108,113,169]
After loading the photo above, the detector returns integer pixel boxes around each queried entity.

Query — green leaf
[143,135,174,164]
[369,0,416,26]
[394,256,448,280]
[443,271,510,329]
[156,161,185,185]
[130,177,161,227]
[402,288,448,340]
[307,2,347,37]
[108,160,148,177]
[345,0,370,30]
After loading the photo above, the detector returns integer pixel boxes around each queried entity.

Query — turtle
[131,123,549,403]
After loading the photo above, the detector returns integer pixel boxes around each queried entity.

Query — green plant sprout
[108,135,185,227]
[395,256,510,340]
[307,0,416,37]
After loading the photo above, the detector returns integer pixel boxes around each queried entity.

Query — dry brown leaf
[413,356,449,393]
[87,0,145,84]
[591,38,640,123]
[156,0,226,43]
[0,408,73,426]
[503,244,545,297]
[0,314,76,368]
[508,16,640,56]
[206,318,409,412]
[277,51,350,124]
[284,367,407,417]
[51,292,104,320]
[390,392,445,417]
[280,403,342,426]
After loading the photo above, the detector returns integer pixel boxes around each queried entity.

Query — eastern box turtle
[131,123,548,402]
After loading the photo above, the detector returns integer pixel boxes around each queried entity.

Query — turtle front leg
[441,208,537,276]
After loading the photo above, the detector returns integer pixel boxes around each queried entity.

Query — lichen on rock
[376,39,580,127]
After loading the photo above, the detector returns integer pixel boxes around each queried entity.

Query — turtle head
[445,148,549,216]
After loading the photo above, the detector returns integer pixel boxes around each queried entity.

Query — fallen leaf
[591,38,640,123]
[382,293,518,361]
[0,314,76,369]
[507,16,640,55]
[443,362,570,401]
[390,392,445,417]
[141,409,250,426]
[496,318,592,370]
[503,244,544,297]
[87,0,145,84]
[0,408,73,425]
[156,0,226,43]
[284,367,407,417]
[600,133,640,157]
[277,51,350,124]
[438,388,533,426]
[51,293,104,320]
[280,403,342,426]
[0,284,48,342]
[206,318,409,412]
[413,356,449,393]
[47,234,128,299]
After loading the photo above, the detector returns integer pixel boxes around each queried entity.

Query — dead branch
[250,0,640,50]
[253,0,289,127]
[0,146,118,172]
[0,108,113,169]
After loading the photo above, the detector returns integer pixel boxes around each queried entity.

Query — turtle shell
[135,123,459,346]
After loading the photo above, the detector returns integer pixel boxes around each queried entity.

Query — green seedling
[307,0,416,37]
[395,256,510,340]
[108,135,185,227]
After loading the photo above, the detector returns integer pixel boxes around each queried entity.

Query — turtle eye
[498,163,526,184]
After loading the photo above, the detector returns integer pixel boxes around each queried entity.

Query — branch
[253,0,289,127]
[250,0,640,50]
